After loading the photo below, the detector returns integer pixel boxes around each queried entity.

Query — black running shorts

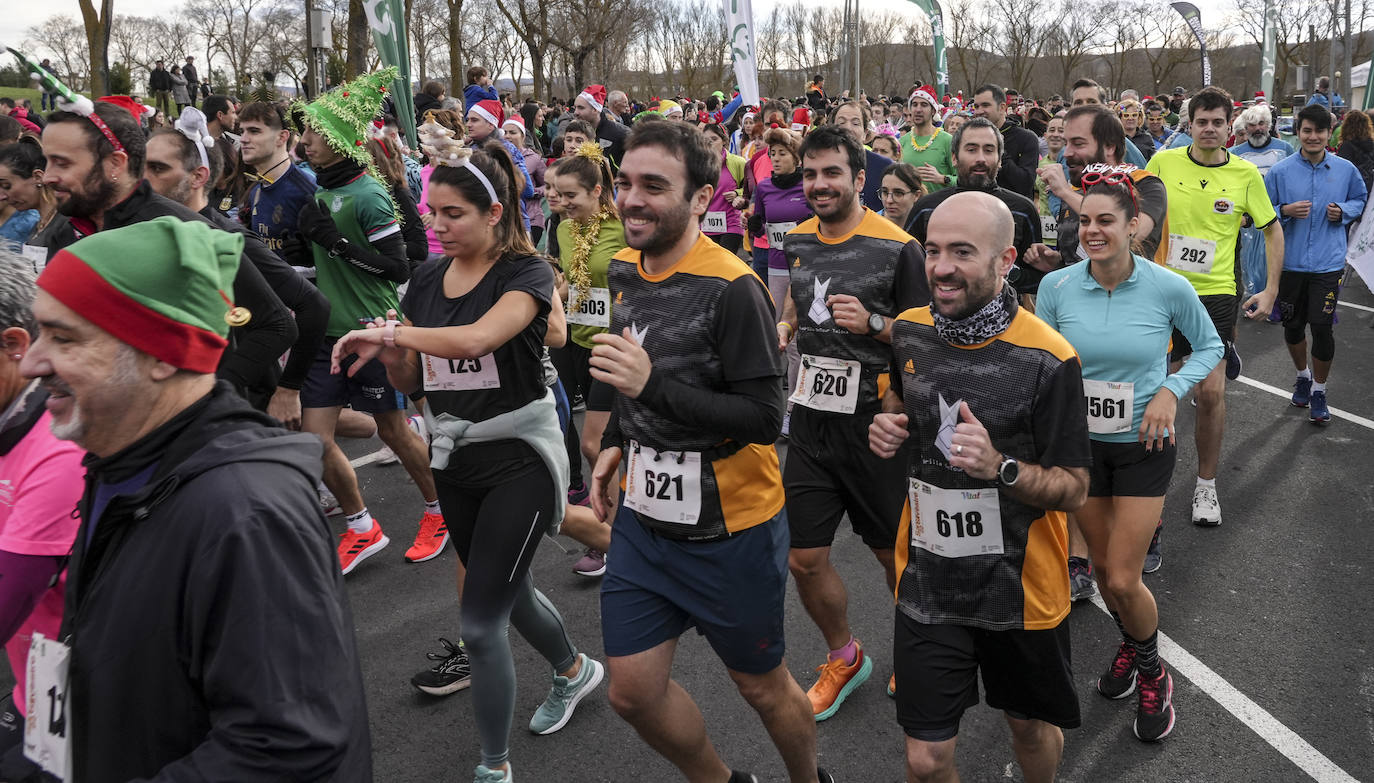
[1277,269,1342,329]
[1087,439,1176,497]
[893,612,1081,742]
[784,406,907,550]
[1169,294,1238,363]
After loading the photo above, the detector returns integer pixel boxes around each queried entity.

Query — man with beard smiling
[38,100,296,407]
[970,84,1040,199]
[588,119,832,783]
[870,191,1090,783]
[904,118,1043,297]
[775,125,929,715]
[18,218,371,781]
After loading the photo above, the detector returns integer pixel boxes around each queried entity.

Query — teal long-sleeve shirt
[1036,255,1224,443]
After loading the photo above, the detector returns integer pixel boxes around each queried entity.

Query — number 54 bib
[624,441,703,524]
[908,479,1004,558]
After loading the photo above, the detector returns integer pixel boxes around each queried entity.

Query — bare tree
[1047,2,1099,96]
[945,0,994,95]
[988,0,1054,93]
[187,0,280,94]
[492,0,555,97]
[75,0,114,96]
[26,15,91,92]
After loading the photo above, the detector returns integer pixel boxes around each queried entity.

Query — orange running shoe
[406,511,449,563]
[338,520,389,575]
[807,640,873,721]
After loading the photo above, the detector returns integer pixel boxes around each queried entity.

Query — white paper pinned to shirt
[808,276,832,324]
[935,393,963,462]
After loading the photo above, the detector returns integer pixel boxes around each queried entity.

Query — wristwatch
[942,174,952,186]
[866,312,886,336]
[327,236,350,258]
[382,319,400,347]
[997,454,1020,487]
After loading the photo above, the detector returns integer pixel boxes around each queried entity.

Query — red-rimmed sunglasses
[1081,169,1138,213]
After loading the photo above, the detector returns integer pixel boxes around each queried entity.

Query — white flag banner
[723,0,761,108]
[1345,197,1374,292]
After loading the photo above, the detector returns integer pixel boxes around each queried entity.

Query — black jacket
[596,113,629,169]
[182,62,199,84]
[1128,129,1156,163]
[904,182,1045,293]
[1338,138,1374,192]
[48,181,296,405]
[149,66,172,91]
[413,91,442,124]
[60,383,372,781]
[997,123,1041,200]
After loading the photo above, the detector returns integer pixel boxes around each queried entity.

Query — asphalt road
[340,278,1374,782]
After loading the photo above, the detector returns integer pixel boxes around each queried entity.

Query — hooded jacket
[58,382,371,781]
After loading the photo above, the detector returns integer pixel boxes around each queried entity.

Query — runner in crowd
[700,122,749,253]
[870,190,1090,783]
[0,254,83,782]
[776,125,930,715]
[239,102,319,261]
[573,84,629,168]
[879,162,924,230]
[828,99,893,210]
[1036,115,1065,250]
[1229,104,1294,307]
[292,69,441,571]
[870,132,901,162]
[1146,85,1284,527]
[1145,103,1173,151]
[970,84,1040,199]
[1264,104,1368,424]
[550,142,623,575]
[1036,172,1223,743]
[22,218,371,780]
[330,132,602,783]
[589,119,832,783]
[502,115,549,246]
[466,99,536,228]
[0,140,69,265]
[1118,99,1155,163]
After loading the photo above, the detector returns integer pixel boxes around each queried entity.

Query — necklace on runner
[909,128,942,152]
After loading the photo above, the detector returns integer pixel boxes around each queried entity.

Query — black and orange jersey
[889,301,1092,631]
[784,209,930,415]
[608,233,785,539]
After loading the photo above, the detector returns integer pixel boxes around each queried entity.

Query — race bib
[567,285,611,328]
[908,480,1004,558]
[1040,215,1058,247]
[1166,234,1217,275]
[1083,379,1134,434]
[24,632,71,779]
[788,354,861,414]
[624,441,703,524]
[421,352,501,392]
[21,245,47,274]
[702,211,727,233]
[766,221,798,248]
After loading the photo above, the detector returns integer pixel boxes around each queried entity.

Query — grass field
[0,86,44,106]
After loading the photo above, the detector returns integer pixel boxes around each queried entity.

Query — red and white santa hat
[97,94,156,120]
[791,106,811,132]
[1253,91,1267,104]
[502,115,525,132]
[909,85,939,109]
[467,99,504,129]
[578,84,607,114]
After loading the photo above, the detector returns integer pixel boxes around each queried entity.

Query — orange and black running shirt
[890,303,1092,630]
[608,234,786,541]
[784,209,930,417]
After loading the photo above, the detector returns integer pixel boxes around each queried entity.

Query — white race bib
[908,480,1004,558]
[1083,379,1134,434]
[567,285,611,328]
[1040,215,1058,247]
[702,211,728,233]
[766,221,798,248]
[788,354,861,414]
[421,352,501,392]
[1166,234,1217,274]
[24,632,71,779]
[22,245,47,274]
[624,441,703,524]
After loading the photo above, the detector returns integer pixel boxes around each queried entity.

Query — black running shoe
[411,637,471,696]
[728,772,759,783]
[818,768,836,783]
[1134,665,1176,741]
[1224,341,1242,380]
[1097,639,1138,699]
[1143,521,1163,574]
[1069,556,1096,602]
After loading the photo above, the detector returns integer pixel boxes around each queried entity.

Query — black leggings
[550,340,593,486]
[436,447,578,767]
[710,232,744,253]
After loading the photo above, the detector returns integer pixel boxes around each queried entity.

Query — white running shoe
[1192,484,1221,527]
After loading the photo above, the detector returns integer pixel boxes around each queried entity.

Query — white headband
[464,160,501,206]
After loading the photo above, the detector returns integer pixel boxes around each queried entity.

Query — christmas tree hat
[295,67,398,168]
[0,40,94,116]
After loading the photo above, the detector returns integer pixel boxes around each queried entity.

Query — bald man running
[870,192,1092,783]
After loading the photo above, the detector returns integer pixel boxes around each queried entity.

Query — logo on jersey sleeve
[615,291,624,304]
[904,359,915,374]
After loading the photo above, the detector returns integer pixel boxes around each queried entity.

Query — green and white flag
[1260,0,1276,102]
[723,0,761,108]
[906,0,948,100]
[365,0,416,148]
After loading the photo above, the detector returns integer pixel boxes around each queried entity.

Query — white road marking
[1234,376,1374,431]
[1089,596,1357,782]
[349,449,394,468]
[1336,299,1374,313]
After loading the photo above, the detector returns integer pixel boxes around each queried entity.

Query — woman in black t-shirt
[331,139,602,783]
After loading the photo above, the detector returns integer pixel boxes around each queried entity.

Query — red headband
[87,113,125,154]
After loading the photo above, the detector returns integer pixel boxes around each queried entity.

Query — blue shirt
[1265,151,1368,273]
[0,209,38,249]
[1036,256,1224,443]
[246,164,318,257]
[1229,137,1294,176]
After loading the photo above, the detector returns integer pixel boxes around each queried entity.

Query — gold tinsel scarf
[566,209,609,312]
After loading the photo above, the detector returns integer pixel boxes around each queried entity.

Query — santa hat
[38,217,245,373]
[1254,91,1267,104]
[173,106,216,168]
[97,95,156,121]
[909,85,939,109]
[503,115,525,133]
[467,99,503,129]
[791,107,811,132]
[578,84,607,114]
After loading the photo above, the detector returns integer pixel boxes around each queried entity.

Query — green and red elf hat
[37,217,246,373]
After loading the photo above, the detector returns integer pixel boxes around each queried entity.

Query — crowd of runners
[0,46,1368,782]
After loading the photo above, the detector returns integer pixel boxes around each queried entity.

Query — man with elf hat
[18,217,371,780]
[899,85,957,193]
[573,84,629,168]
[292,67,447,574]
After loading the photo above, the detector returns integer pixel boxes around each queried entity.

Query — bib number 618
[936,509,984,538]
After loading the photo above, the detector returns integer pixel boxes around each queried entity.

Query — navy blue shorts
[301,337,406,413]
[601,505,789,674]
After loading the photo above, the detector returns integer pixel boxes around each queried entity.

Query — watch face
[869,313,885,332]
[1000,458,1018,484]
